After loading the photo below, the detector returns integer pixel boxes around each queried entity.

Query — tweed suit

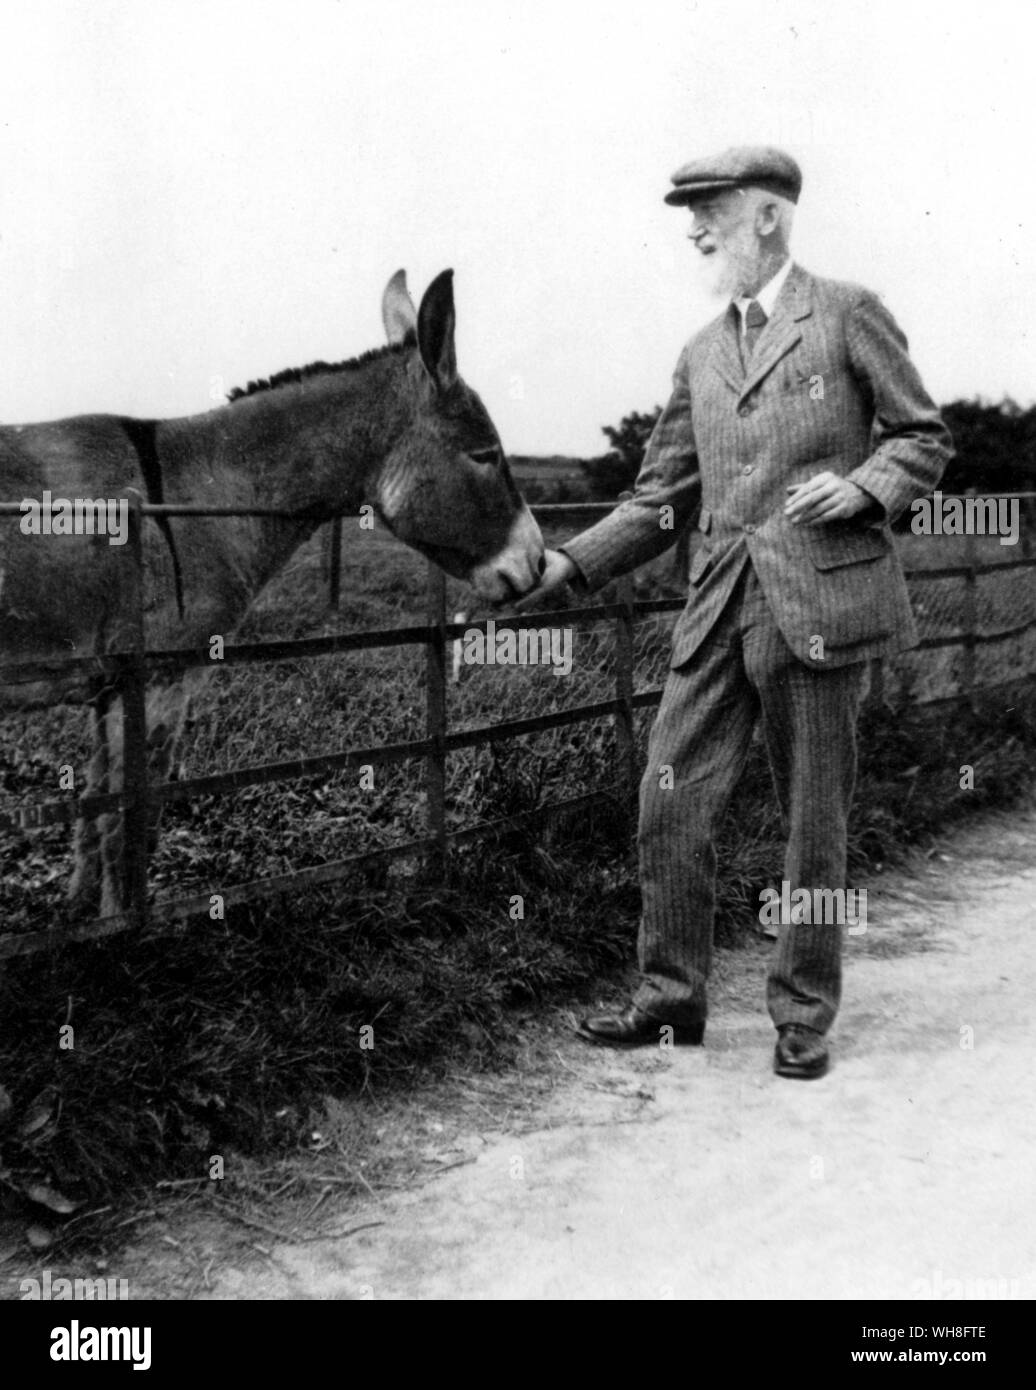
[563,264,951,1030]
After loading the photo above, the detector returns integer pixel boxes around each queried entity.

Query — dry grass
[1,515,1034,1250]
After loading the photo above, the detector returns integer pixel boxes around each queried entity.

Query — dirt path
[124,803,1036,1300]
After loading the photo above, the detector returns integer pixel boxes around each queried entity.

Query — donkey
[0,270,545,917]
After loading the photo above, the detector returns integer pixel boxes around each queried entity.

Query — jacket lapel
[737,264,814,403]
[710,304,745,394]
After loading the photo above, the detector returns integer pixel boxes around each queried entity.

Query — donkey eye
[468,447,502,466]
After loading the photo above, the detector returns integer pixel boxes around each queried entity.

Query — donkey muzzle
[469,503,545,603]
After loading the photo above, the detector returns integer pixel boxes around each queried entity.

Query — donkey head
[376,270,544,603]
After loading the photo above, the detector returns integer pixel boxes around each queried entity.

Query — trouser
[632,561,867,1034]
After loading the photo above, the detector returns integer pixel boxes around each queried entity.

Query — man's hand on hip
[512,548,578,612]
[784,472,872,525]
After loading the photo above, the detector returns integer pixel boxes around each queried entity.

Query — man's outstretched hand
[512,548,578,611]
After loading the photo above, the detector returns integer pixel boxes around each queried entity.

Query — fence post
[961,487,978,710]
[327,516,343,611]
[425,559,448,881]
[613,571,636,824]
[120,489,150,928]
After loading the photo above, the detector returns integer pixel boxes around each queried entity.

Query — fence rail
[2,491,1035,960]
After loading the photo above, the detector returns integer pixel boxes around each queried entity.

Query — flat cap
[664,145,802,206]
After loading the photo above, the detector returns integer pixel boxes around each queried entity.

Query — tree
[595,397,1036,511]
[602,408,662,473]
[582,407,662,499]
[938,398,1036,495]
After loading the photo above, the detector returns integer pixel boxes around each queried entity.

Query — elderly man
[531,146,951,1078]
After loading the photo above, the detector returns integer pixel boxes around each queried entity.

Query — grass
[1,516,1035,1244]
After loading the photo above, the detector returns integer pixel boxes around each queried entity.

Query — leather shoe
[578,1003,705,1048]
[773,1023,829,1079]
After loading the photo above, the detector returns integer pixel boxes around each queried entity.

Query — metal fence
[1,491,1034,961]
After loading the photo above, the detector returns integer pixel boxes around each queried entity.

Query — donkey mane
[225,336,415,403]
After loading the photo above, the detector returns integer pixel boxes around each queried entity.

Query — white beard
[694,248,740,302]
[692,233,761,303]
[689,251,734,303]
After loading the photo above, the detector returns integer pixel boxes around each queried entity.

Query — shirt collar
[734,257,793,329]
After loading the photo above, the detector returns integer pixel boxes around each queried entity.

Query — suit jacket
[563,264,953,669]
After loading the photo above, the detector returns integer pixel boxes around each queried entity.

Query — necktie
[743,299,767,360]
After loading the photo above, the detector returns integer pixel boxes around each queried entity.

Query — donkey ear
[382,269,418,344]
[417,269,457,392]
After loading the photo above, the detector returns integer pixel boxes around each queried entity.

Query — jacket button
[738,405,751,417]
[742,465,753,475]
[744,523,756,534]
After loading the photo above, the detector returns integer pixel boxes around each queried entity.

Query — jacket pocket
[805,524,892,570]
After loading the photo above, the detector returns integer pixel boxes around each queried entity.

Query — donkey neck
[155,347,414,594]
[172,347,412,510]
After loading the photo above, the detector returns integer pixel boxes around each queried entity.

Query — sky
[0,0,1032,456]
